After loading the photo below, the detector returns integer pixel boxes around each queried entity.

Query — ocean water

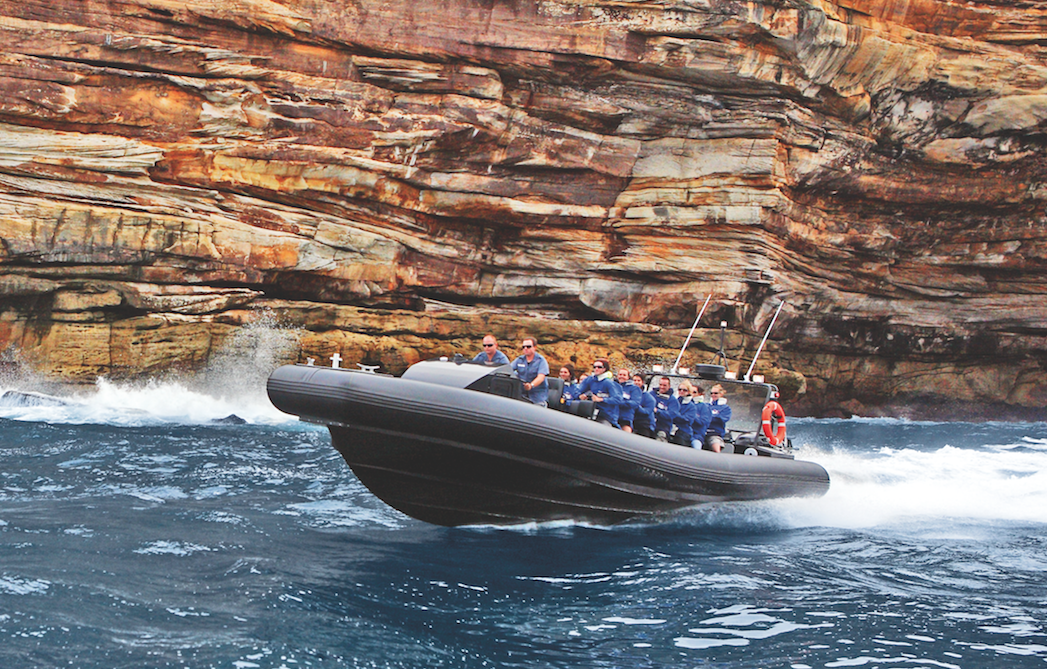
[1,376,1046,668]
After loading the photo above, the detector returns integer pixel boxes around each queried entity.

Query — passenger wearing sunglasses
[573,358,624,428]
[471,334,510,366]
[702,384,732,452]
[512,337,550,406]
[671,380,699,446]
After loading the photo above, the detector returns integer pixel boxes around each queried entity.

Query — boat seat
[568,399,595,420]
[546,377,565,409]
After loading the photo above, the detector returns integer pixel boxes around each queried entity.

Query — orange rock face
[1,0,1046,418]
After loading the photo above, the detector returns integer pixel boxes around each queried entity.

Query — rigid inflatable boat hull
[267,364,830,526]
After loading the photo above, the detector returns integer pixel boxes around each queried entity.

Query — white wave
[0,376,297,426]
[0,575,51,595]
[774,443,1047,529]
[0,312,303,426]
[282,499,407,529]
[133,540,214,556]
[1016,437,1047,451]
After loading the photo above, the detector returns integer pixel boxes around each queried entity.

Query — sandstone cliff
[1,0,1045,419]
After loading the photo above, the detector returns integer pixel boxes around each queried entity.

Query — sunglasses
[483,343,495,347]
[521,344,534,348]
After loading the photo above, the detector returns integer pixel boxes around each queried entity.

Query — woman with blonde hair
[671,380,698,446]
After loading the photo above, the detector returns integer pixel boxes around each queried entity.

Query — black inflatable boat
[267,359,830,526]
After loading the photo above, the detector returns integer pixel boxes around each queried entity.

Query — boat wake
[652,418,1047,533]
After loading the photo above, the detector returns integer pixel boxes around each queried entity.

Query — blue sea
[2,367,1046,668]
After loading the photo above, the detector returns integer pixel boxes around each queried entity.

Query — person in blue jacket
[703,383,732,452]
[471,334,510,366]
[574,358,624,427]
[690,383,713,449]
[557,364,578,408]
[512,337,549,406]
[649,376,678,441]
[672,380,698,446]
[631,373,656,437]
[615,368,642,433]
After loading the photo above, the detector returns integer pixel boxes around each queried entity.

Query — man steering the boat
[512,337,550,407]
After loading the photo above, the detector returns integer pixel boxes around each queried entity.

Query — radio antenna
[671,295,711,374]
[745,300,786,381]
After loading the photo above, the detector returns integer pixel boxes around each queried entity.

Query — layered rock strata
[1,0,1046,418]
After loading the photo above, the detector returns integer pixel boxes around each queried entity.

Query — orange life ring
[761,401,787,446]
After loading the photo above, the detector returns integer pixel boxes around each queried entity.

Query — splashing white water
[0,312,302,426]
[775,438,1047,529]
[0,376,298,426]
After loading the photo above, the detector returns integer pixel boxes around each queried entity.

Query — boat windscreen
[401,359,512,389]
[717,381,774,434]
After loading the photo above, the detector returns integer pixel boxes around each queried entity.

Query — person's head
[559,364,575,381]
[632,373,645,387]
[578,373,589,383]
[710,384,726,402]
[658,376,672,394]
[616,368,630,383]
[591,358,609,375]
[692,383,704,399]
[481,334,499,354]
[677,380,693,397]
[520,337,537,357]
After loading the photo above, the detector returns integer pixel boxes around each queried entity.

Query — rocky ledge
[1,0,1045,420]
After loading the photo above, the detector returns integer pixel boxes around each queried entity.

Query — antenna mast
[745,300,786,381]
[671,295,711,374]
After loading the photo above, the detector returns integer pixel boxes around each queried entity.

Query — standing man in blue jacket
[649,376,679,442]
[512,337,549,406]
[575,359,624,427]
